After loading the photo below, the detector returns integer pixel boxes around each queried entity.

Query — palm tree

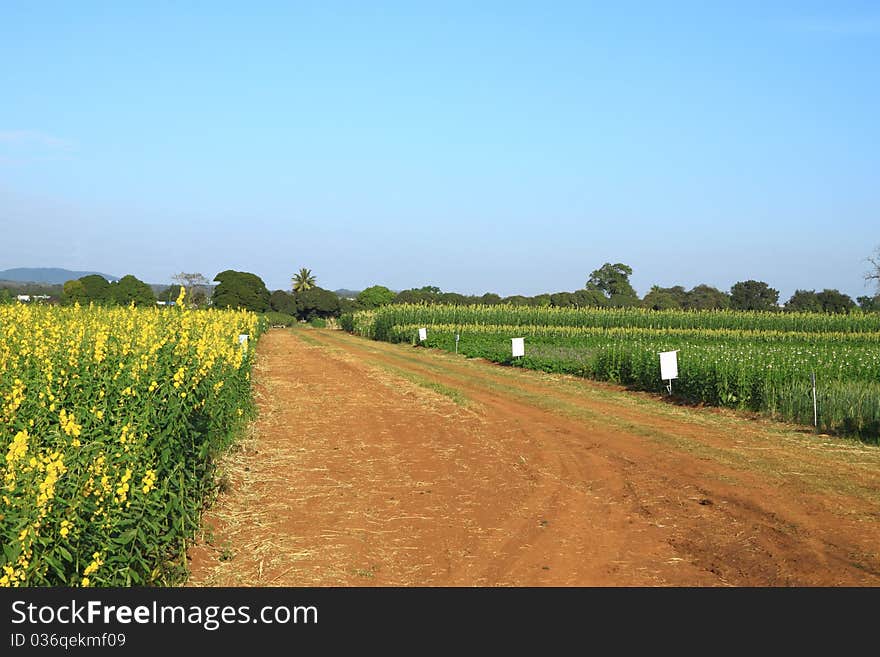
[292,268,316,293]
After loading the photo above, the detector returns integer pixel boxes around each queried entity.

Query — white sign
[511,337,525,358]
[239,334,249,344]
[418,327,427,342]
[659,350,678,380]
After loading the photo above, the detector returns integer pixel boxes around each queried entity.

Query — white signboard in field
[418,327,427,342]
[511,337,525,358]
[659,350,678,381]
[239,334,249,344]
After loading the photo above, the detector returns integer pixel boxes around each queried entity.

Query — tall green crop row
[346,303,880,334]
[341,305,880,441]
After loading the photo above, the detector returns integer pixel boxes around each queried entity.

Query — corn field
[342,304,880,441]
[0,301,261,586]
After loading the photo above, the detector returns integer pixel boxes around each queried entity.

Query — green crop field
[342,304,880,441]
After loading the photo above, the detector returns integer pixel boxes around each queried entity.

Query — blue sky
[1,1,878,299]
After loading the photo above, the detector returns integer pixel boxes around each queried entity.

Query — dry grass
[186,353,317,586]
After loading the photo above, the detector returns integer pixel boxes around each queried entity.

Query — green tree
[527,294,552,307]
[550,292,576,307]
[294,287,340,320]
[0,288,12,304]
[684,284,730,310]
[394,289,428,304]
[78,274,112,303]
[785,290,821,313]
[338,297,363,314]
[269,290,297,315]
[857,295,880,312]
[110,275,156,307]
[212,270,271,312]
[292,268,316,293]
[394,287,445,304]
[586,263,639,307]
[61,280,88,305]
[730,280,779,311]
[480,293,502,305]
[816,289,855,314]
[573,288,608,307]
[439,292,468,305]
[356,285,396,308]
[642,285,687,311]
[159,285,185,304]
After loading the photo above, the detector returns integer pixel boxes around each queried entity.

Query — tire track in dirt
[188,329,880,586]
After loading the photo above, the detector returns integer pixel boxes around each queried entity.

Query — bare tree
[867,246,880,293]
[171,272,210,307]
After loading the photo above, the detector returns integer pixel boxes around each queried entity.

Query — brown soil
[187,328,880,586]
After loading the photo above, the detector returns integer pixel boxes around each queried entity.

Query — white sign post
[659,350,678,394]
[418,327,427,342]
[239,334,249,344]
[811,371,818,429]
[511,337,525,359]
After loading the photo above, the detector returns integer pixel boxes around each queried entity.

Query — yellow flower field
[0,298,260,586]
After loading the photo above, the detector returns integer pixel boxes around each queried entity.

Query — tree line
[6,249,878,317]
[352,262,879,314]
[217,258,880,319]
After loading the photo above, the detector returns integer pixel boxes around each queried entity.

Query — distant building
[16,295,30,302]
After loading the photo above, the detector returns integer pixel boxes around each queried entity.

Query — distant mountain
[0,268,119,284]
[333,288,361,299]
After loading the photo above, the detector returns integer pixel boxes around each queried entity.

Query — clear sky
[1,1,878,299]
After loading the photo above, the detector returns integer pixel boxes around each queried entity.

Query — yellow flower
[59,520,72,538]
[83,552,103,578]
[35,451,67,514]
[141,469,157,494]
[6,429,29,464]
[59,408,82,437]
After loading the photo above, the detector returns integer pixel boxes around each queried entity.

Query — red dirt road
[188,328,880,586]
